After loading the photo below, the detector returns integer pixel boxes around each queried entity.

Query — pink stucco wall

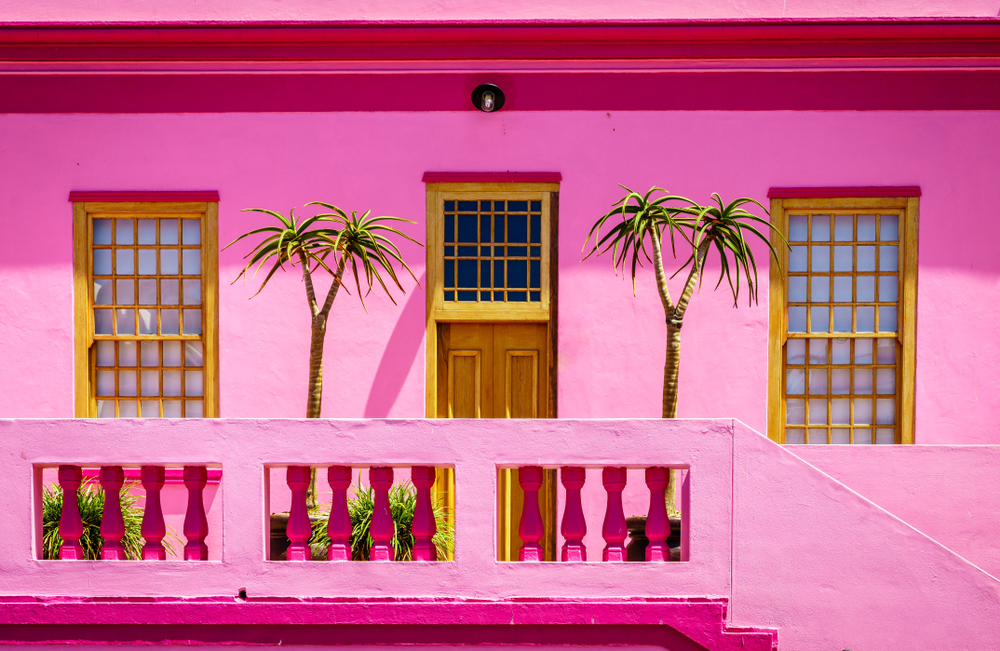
[1,111,998,443]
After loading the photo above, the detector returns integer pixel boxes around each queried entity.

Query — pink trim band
[768,186,922,198]
[69,191,220,202]
[79,468,223,485]
[423,172,562,184]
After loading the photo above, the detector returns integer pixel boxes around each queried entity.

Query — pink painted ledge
[423,172,562,183]
[68,191,220,202]
[767,186,921,198]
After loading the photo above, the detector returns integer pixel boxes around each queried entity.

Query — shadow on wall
[364,272,426,417]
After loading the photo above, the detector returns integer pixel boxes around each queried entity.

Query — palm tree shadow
[363,272,426,417]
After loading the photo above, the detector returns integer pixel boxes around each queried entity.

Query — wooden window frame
[72,198,220,418]
[767,194,918,444]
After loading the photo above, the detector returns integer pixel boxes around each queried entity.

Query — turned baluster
[518,466,544,562]
[327,466,353,561]
[183,466,209,561]
[140,466,167,560]
[560,467,587,562]
[411,466,437,561]
[58,465,84,560]
[644,466,671,562]
[601,467,628,562]
[99,466,126,560]
[369,467,395,561]
[286,466,312,561]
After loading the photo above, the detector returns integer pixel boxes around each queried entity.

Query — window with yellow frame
[72,194,219,418]
[767,191,918,445]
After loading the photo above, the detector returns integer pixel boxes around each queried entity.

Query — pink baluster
[518,466,544,562]
[411,466,437,561]
[644,466,671,562]
[57,465,84,560]
[183,466,209,561]
[99,466,126,560]
[140,466,167,560]
[560,466,587,561]
[601,467,628,562]
[369,467,395,561]
[286,466,312,561]
[327,466,353,561]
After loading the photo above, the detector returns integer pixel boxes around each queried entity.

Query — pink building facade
[2,1,1000,649]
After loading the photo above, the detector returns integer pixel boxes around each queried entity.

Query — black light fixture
[472,83,505,112]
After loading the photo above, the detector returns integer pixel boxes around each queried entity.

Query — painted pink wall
[1,0,997,21]
[1,111,998,443]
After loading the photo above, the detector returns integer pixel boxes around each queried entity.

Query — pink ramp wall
[1,111,1000,444]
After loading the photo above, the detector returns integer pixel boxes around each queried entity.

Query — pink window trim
[767,186,921,198]
[78,468,222,485]
[69,191,220,202]
[422,172,562,183]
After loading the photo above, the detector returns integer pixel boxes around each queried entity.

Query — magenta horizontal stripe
[768,186,922,198]
[423,172,562,183]
[79,467,223,485]
[69,191,220,202]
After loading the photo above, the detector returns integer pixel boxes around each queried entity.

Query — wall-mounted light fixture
[472,83,505,113]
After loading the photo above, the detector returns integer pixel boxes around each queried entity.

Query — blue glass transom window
[443,200,542,303]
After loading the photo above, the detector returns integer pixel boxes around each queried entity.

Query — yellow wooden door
[436,322,556,560]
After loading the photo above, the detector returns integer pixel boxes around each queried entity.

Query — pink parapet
[57,465,84,560]
[411,466,438,561]
[327,466,353,561]
[601,467,628,562]
[140,466,166,561]
[644,467,671,562]
[183,466,209,561]
[368,467,395,561]
[286,466,312,561]
[560,466,587,562]
[99,466,126,560]
[518,466,544,562]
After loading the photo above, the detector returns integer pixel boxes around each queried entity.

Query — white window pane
[879,245,898,272]
[161,309,180,335]
[833,277,852,302]
[162,400,182,418]
[116,249,135,275]
[140,400,160,418]
[94,309,113,334]
[857,246,876,272]
[854,369,873,394]
[160,249,179,275]
[160,219,179,245]
[808,399,827,425]
[96,341,115,367]
[138,308,156,335]
[185,341,204,367]
[831,428,851,444]
[161,279,179,305]
[876,398,895,425]
[183,309,202,335]
[94,279,113,305]
[808,429,827,444]
[116,309,135,335]
[117,370,137,397]
[182,279,201,305]
[185,370,203,397]
[854,429,873,444]
[141,341,159,367]
[138,249,157,275]
[834,215,853,241]
[810,277,829,303]
[163,370,182,397]
[119,341,137,366]
[138,279,157,305]
[182,219,201,245]
[138,219,157,244]
[808,369,828,395]
[788,277,807,302]
[879,306,897,332]
[786,399,805,425]
[182,249,201,275]
[833,306,852,333]
[876,428,895,445]
[97,400,115,418]
[141,370,159,397]
[94,250,112,275]
[786,429,805,444]
[116,279,135,306]
[786,369,805,395]
[811,246,830,272]
[831,369,851,395]
[879,276,898,303]
[118,401,138,418]
[787,339,806,364]
[857,215,876,241]
[789,246,807,272]
[96,370,115,396]
[877,339,896,364]
[833,246,852,272]
[831,339,851,365]
[811,215,830,241]
[185,400,204,418]
[880,215,899,241]
[831,400,850,424]
[789,307,806,333]
[93,219,112,245]
[163,341,182,366]
[115,220,134,245]
[854,339,873,364]
[810,306,829,333]
[857,306,875,332]
[853,399,873,425]
[788,215,808,242]
[809,339,827,364]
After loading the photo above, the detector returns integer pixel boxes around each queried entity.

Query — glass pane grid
[442,199,542,304]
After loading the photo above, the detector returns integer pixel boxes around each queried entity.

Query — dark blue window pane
[444,291,454,301]
[480,200,493,212]
[492,201,504,212]
[481,291,491,301]
[508,246,527,257]
[444,201,455,211]
[530,215,541,243]
[531,246,541,257]
[530,291,541,302]
[481,246,491,256]
[458,259,477,288]
[494,246,505,256]
[494,214,505,243]
[530,201,541,211]
[508,291,527,302]
[458,215,478,243]
[508,260,527,288]
[480,260,491,287]
[508,200,528,212]
[444,246,454,256]
[508,214,528,243]
[458,291,477,302]
[445,214,455,243]
[458,246,477,257]
[494,260,504,287]
[458,201,478,212]
[494,291,505,300]
[444,259,455,288]
[480,215,491,242]
[530,260,540,288]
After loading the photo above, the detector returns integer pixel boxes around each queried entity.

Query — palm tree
[584,188,783,512]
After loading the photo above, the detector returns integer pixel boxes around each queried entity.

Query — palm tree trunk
[662,323,681,419]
